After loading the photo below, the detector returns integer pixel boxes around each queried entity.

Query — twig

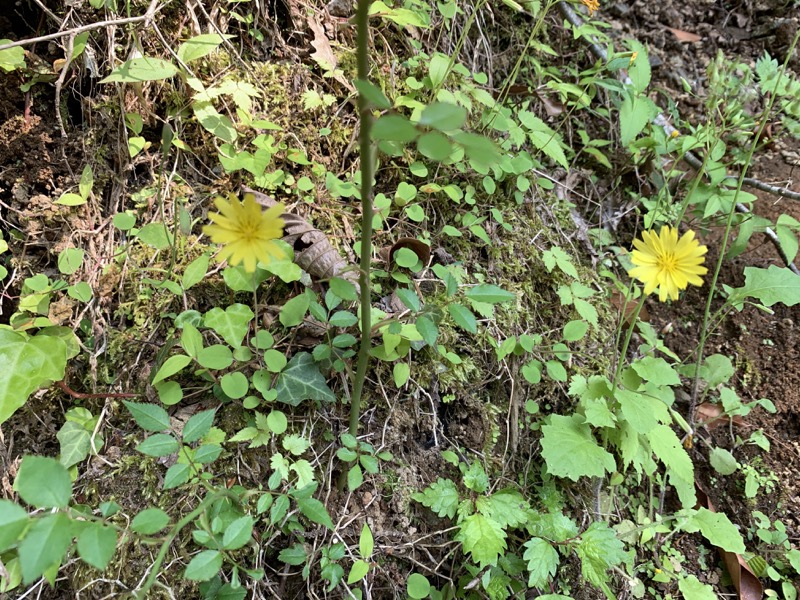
[0,0,162,53]
[55,380,139,399]
[558,1,800,274]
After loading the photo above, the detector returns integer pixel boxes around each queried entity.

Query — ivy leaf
[523,537,559,588]
[411,478,460,519]
[456,514,507,568]
[275,352,335,406]
[203,304,254,348]
[541,414,615,480]
[576,522,627,599]
[646,425,696,508]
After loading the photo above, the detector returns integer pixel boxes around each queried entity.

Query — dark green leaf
[275,352,335,406]
[137,433,179,457]
[131,508,170,534]
[76,522,117,570]
[19,513,72,584]
[184,550,223,581]
[183,409,216,443]
[124,401,171,432]
[15,456,72,509]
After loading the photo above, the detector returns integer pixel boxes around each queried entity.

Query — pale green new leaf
[523,537,558,588]
[176,34,232,64]
[677,574,717,600]
[57,421,92,467]
[203,304,254,348]
[687,508,746,554]
[151,354,192,385]
[456,513,506,568]
[576,522,627,599]
[541,414,615,480]
[412,478,459,519]
[100,57,178,83]
[0,331,67,425]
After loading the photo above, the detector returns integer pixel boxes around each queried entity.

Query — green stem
[689,29,800,428]
[134,490,237,598]
[347,0,375,439]
[611,293,646,394]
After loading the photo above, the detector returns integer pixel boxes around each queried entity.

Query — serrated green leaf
[124,401,171,432]
[182,409,216,443]
[412,478,459,519]
[456,513,506,568]
[631,356,681,386]
[296,497,334,529]
[523,537,559,588]
[448,303,477,333]
[689,508,746,553]
[163,463,191,489]
[477,489,529,528]
[222,515,254,550]
[646,425,695,508]
[616,389,669,434]
[137,433,179,457]
[677,574,716,600]
[279,544,308,565]
[576,522,627,595]
[732,266,800,307]
[465,284,515,304]
[541,414,615,480]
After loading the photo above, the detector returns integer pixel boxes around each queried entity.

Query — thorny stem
[347,0,375,440]
[689,28,800,428]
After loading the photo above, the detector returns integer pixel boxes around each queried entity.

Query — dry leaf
[695,486,763,600]
[307,17,353,90]
[244,187,360,291]
[695,402,744,430]
[667,27,702,43]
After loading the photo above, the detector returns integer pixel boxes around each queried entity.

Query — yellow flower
[628,226,708,302]
[581,0,600,15]
[203,192,286,273]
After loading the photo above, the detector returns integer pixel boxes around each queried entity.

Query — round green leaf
[221,372,249,399]
[131,507,170,534]
[267,410,288,434]
[416,131,452,161]
[407,573,431,599]
[57,248,85,275]
[372,114,419,142]
[197,345,234,370]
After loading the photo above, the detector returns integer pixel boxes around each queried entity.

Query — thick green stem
[348,0,375,439]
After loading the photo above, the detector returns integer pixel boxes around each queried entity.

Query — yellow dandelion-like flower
[628,225,708,302]
[203,192,286,273]
[581,0,600,15]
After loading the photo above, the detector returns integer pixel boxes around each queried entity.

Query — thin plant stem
[689,29,800,428]
[611,293,647,394]
[347,0,376,439]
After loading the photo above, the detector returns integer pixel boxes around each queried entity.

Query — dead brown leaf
[695,402,745,430]
[667,27,702,43]
[307,17,353,90]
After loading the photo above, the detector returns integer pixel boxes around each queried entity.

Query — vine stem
[347,0,375,439]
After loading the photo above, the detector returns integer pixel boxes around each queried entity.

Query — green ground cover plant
[0,0,799,598]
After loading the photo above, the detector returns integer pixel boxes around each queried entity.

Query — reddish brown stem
[55,380,139,399]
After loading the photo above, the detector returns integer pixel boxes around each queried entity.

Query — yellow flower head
[203,192,286,273]
[581,0,600,15]
[628,225,708,302]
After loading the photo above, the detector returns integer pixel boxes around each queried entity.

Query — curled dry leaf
[695,486,763,600]
[386,237,431,270]
[244,187,360,292]
[695,402,745,430]
[666,27,703,43]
